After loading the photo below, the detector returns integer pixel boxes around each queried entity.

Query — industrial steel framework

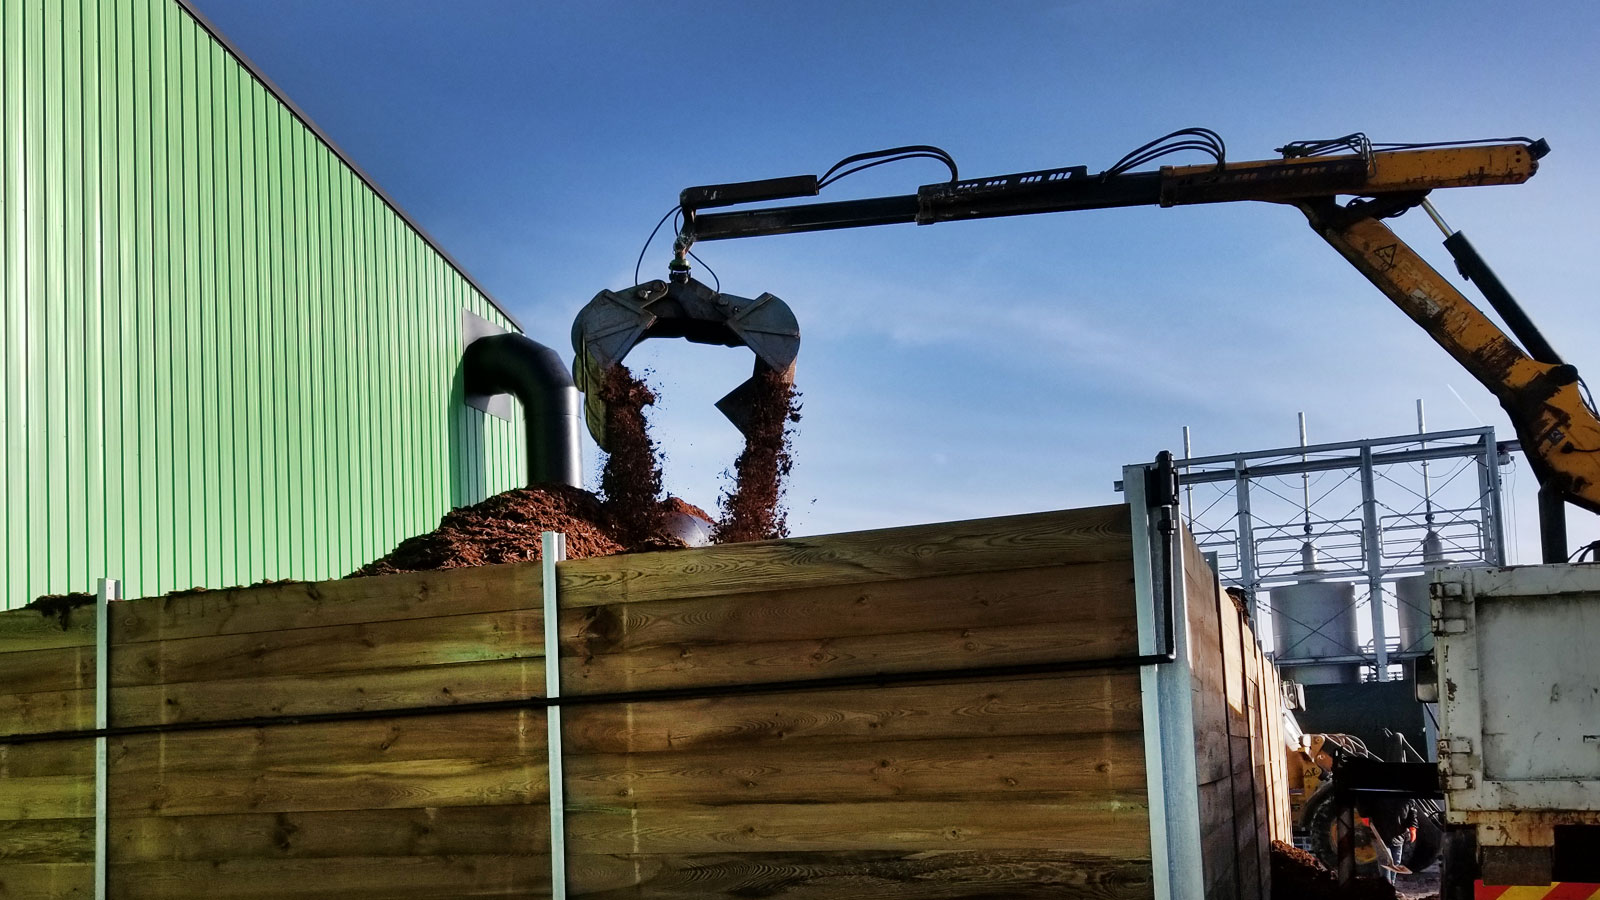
[1125,420,1514,682]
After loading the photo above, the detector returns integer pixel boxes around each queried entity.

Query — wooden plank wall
[1184,530,1291,900]
[552,505,1149,898]
[0,505,1159,899]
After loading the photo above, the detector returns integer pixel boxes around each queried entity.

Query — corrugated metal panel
[1,0,528,608]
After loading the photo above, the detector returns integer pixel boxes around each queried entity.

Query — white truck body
[1432,562,1600,856]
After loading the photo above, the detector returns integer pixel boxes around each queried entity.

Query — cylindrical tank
[1271,544,1360,684]
[1394,531,1452,654]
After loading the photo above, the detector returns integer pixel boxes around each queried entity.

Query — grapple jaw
[571,276,799,449]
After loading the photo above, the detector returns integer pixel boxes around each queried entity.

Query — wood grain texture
[0,505,1187,900]
[562,673,1144,755]
[109,709,544,774]
[0,774,94,821]
[109,607,545,688]
[561,561,1134,654]
[565,797,1149,856]
[0,645,92,697]
[0,819,93,863]
[0,863,92,900]
[567,850,1155,899]
[108,710,549,817]
[112,564,542,644]
[565,733,1145,806]
[0,604,94,652]
[111,806,549,863]
[557,505,1133,608]
[110,656,545,727]
[562,618,1138,696]
[110,855,552,900]
[1182,528,1285,900]
[0,738,94,778]
[0,687,92,736]
[110,754,548,817]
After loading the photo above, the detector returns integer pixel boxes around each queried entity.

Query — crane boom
[673,137,1600,551]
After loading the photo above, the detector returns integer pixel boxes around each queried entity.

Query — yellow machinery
[640,130,1600,896]
[661,131,1597,562]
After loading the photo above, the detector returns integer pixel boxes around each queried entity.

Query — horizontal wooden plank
[112,855,552,900]
[0,775,94,821]
[565,733,1146,806]
[0,863,92,899]
[0,646,91,696]
[110,608,545,688]
[111,806,549,863]
[562,561,1134,655]
[558,505,1132,608]
[562,618,1138,696]
[563,673,1144,754]
[0,819,93,863]
[110,754,549,817]
[566,797,1149,855]
[111,657,546,727]
[0,604,95,653]
[0,740,94,778]
[0,688,92,737]
[113,565,542,644]
[110,709,546,775]
[567,850,1154,899]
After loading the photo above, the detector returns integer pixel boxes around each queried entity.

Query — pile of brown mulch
[713,369,802,543]
[1272,840,1399,900]
[352,361,798,578]
[21,593,95,629]
[351,485,709,577]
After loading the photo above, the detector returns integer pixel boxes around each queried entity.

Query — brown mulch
[598,364,666,547]
[353,362,799,578]
[1272,840,1399,900]
[712,369,802,543]
[662,496,714,522]
[351,485,709,577]
[22,592,95,629]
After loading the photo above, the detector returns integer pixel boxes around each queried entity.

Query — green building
[2,0,576,608]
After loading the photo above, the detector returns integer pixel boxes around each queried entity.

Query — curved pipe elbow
[462,332,583,489]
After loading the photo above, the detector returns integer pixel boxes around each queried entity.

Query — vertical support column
[94,577,119,900]
[541,532,567,900]
[1128,464,1203,900]
[1234,458,1259,621]
[1359,447,1390,680]
[1481,430,1507,566]
[1538,482,1568,565]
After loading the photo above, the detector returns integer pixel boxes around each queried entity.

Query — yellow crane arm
[1298,199,1600,516]
[677,136,1600,538]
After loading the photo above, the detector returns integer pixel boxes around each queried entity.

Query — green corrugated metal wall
[1,0,529,608]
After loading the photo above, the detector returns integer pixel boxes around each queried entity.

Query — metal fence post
[95,577,120,900]
[541,533,567,900]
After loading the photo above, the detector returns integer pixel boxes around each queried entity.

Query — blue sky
[194,0,1600,563]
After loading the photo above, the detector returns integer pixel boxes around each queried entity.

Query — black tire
[1304,786,1383,878]
[1407,812,1444,872]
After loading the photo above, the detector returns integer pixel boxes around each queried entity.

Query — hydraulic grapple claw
[571,276,799,448]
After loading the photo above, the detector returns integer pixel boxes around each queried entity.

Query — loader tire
[1407,812,1443,872]
[1304,786,1381,878]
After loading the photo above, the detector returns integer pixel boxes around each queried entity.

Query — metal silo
[1394,531,1451,654]
[1270,544,1360,684]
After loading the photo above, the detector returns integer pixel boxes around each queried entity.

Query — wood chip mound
[1271,840,1398,900]
[351,485,708,577]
